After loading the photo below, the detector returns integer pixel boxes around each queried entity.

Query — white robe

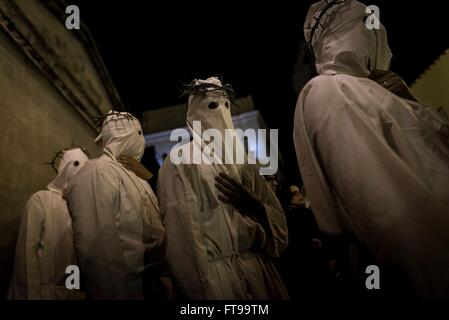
[8,186,80,299]
[158,150,289,300]
[68,152,166,299]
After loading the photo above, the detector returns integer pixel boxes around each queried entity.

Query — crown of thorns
[181,81,236,101]
[44,145,89,173]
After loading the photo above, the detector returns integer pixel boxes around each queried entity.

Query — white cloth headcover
[96,111,145,161]
[304,0,392,77]
[48,147,89,193]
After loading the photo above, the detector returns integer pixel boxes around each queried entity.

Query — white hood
[96,111,146,161]
[48,147,89,193]
[304,0,392,77]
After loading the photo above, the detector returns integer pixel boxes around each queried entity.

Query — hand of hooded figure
[117,156,153,181]
[369,69,418,102]
[215,173,273,237]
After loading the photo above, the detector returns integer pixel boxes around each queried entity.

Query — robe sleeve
[247,167,289,258]
[9,193,45,300]
[157,162,211,299]
[68,167,130,299]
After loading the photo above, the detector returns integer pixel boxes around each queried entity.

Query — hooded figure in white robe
[294,0,449,299]
[68,111,166,300]
[158,77,289,300]
[8,147,89,300]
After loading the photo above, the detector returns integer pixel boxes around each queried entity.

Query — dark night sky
[71,0,449,182]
